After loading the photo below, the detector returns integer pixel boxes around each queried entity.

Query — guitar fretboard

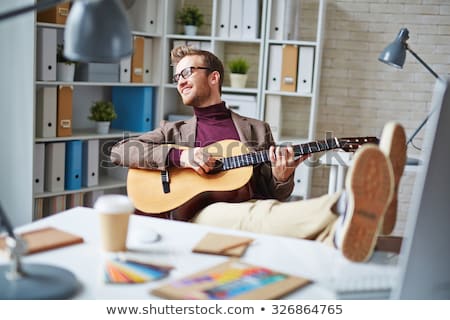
[220,138,339,171]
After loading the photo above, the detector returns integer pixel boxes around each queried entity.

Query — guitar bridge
[161,170,170,194]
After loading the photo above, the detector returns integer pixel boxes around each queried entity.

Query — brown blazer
[111,111,294,201]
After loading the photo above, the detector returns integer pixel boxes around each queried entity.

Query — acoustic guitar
[127,137,379,221]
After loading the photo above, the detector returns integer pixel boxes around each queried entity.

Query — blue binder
[65,140,83,190]
[111,86,154,132]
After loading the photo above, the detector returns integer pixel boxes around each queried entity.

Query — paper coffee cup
[94,195,134,252]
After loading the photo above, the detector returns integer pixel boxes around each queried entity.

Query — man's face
[175,55,213,107]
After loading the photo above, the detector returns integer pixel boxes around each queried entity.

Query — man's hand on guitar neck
[269,145,310,182]
[179,147,217,176]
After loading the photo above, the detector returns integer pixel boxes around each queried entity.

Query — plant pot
[57,63,75,82]
[230,73,248,88]
[96,121,111,134]
[184,25,198,36]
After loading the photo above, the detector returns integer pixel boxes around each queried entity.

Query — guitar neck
[219,138,340,171]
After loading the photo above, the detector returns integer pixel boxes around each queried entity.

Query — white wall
[0,0,35,226]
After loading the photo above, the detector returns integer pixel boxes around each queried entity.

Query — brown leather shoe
[378,122,407,235]
[340,145,394,262]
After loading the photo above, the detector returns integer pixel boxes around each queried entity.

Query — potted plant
[176,5,204,36]
[57,43,77,82]
[228,57,250,88]
[88,101,117,134]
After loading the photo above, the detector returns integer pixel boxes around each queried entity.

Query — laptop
[391,77,450,299]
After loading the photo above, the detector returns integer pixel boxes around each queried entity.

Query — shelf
[35,129,142,143]
[166,34,212,41]
[267,39,317,46]
[33,175,127,199]
[264,90,313,98]
[36,81,158,87]
[36,22,161,38]
[36,22,65,29]
[131,30,162,38]
[163,83,258,95]
[213,37,262,44]
[166,35,263,44]
[222,87,259,94]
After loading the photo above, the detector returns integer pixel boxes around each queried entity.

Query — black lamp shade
[64,0,133,63]
[378,28,410,69]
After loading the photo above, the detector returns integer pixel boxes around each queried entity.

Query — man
[111,46,407,262]
[112,46,307,205]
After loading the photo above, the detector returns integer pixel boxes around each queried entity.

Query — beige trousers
[193,192,341,246]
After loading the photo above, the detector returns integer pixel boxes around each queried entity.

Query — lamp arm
[1,204,27,278]
[404,45,441,146]
[0,0,69,21]
[0,204,15,239]
[406,111,434,146]
[406,46,440,80]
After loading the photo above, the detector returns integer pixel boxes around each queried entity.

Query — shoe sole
[379,122,407,235]
[341,145,394,262]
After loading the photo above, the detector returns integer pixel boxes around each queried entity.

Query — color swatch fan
[104,258,172,284]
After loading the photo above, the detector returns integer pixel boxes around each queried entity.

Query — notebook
[192,233,254,257]
[152,259,310,300]
[0,226,84,254]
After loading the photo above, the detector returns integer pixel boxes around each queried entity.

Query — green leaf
[88,101,117,122]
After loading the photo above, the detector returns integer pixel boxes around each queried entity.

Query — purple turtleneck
[169,102,240,166]
[194,102,240,147]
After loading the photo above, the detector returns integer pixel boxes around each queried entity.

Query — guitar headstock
[337,136,379,152]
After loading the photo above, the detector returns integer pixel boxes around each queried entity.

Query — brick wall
[306,0,450,236]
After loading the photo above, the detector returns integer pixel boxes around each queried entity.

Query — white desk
[1,207,397,299]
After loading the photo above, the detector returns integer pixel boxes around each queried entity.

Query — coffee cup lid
[94,195,134,214]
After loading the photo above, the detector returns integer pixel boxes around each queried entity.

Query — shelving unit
[32,8,163,219]
[18,0,326,223]
[261,0,327,199]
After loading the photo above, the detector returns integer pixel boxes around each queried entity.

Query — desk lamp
[378,28,442,149]
[0,0,133,63]
[0,203,79,299]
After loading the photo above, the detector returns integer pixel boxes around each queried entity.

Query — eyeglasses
[172,66,211,83]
